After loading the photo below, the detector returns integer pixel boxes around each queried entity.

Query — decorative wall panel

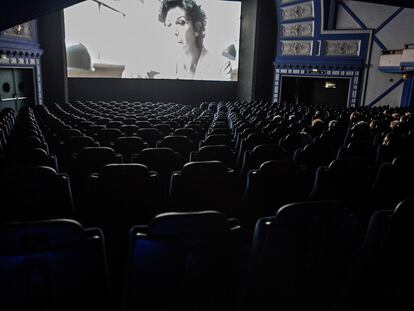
[2,22,36,40]
[281,40,313,55]
[322,40,360,56]
[274,0,373,106]
[281,2,314,21]
[281,22,314,37]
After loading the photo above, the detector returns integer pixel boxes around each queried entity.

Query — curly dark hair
[159,0,207,49]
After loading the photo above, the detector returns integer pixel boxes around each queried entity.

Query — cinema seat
[190,145,236,169]
[120,125,139,136]
[124,211,240,311]
[236,133,270,169]
[133,147,181,202]
[242,160,308,228]
[153,124,172,137]
[65,135,99,155]
[241,201,361,311]
[0,219,112,310]
[1,147,59,171]
[336,199,414,311]
[294,142,334,175]
[0,166,75,222]
[136,128,162,148]
[199,134,234,148]
[96,128,122,147]
[372,154,414,210]
[114,136,148,162]
[169,161,237,215]
[240,144,288,178]
[87,163,161,227]
[71,147,122,211]
[6,135,49,153]
[310,159,375,221]
[73,147,122,176]
[123,118,136,125]
[57,128,84,142]
[157,135,194,163]
[85,124,106,139]
[174,127,200,147]
[208,128,231,136]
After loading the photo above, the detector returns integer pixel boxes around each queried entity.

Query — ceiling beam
[350,0,414,9]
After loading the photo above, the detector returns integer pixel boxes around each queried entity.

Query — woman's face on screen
[164,7,197,51]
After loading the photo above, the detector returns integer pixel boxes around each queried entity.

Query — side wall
[336,0,414,107]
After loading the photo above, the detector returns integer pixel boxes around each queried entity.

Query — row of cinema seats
[0,199,413,311]
[4,102,414,222]
[3,102,414,236]
[33,101,414,224]
[1,100,414,310]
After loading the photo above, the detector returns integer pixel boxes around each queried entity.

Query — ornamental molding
[281,2,314,21]
[280,0,298,4]
[281,22,313,37]
[2,21,35,40]
[0,47,42,58]
[323,40,361,56]
[281,40,313,56]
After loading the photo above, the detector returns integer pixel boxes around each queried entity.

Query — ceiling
[351,0,414,9]
[1,0,413,32]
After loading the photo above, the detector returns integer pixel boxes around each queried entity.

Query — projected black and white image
[64,0,241,81]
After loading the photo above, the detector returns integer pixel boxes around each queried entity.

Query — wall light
[324,81,337,89]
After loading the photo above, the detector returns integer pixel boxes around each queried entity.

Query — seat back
[88,163,160,226]
[0,219,111,310]
[97,128,122,147]
[242,201,361,310]
[190,145,236,169]
[0,166,74,222]
[114,137,148,162]
[157,135,194,163]
[136,128,161,147]
[240,144,288,178]
[3,148,58,171]
[169,161,236,214]
[124,211,239,311]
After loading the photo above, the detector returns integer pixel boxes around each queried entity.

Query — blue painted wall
[273,0,372,106]
[0,20,43,106]
[336,0,414,107]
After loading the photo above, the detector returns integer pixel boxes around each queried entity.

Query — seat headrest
[253,144,287,159]
[392,154,414,168]
[182,161,230,176]
[100,163,151,180]
[199,145,232,153]
[259,160,301,171]
[139,147,177,158]
[0,219,84,252]
[276,200,350,225]
[79,147,115,157]
[18,147,48,158]
[68,136,95,144]
[1,165,58,181]
[149,211,228,240]
[115,136,145,145]
[163,135,191,142]
[138,128,160,134]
